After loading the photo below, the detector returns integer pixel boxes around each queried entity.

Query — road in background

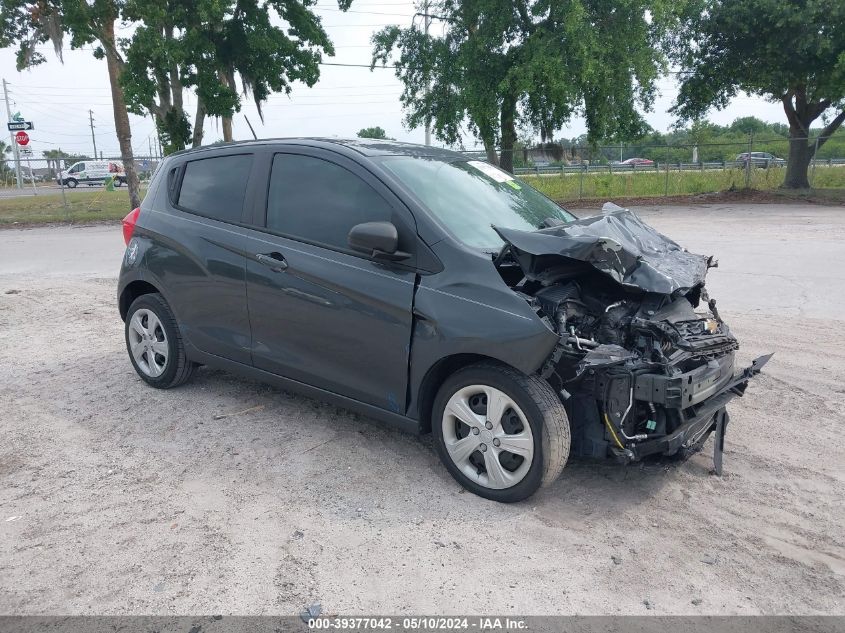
[1,203,842,319]
[0,224,123,276]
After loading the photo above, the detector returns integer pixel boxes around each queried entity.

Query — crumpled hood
[493,205,710,295]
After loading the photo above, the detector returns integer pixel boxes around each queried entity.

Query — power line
[316,7,413,15]
[89,109,98,157]
[322,23,400,27]
[14,88,399,100]
[10,81,402,92]
[320,62,395,68]
[315,1,416,5]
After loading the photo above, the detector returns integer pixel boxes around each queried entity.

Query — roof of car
[167,137,467,160]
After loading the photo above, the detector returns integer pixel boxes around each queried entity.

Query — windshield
[380,156,576,249]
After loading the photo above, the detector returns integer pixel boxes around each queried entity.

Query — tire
[115,178,124,187]
[432,363,570,503]
[66,178,77,188]
[125,292,197,389]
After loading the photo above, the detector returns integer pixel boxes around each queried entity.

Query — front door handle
[255,252,288,273]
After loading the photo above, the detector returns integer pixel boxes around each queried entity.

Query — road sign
[20,146,32,156]
[7,121,34,131]
[15,131,29,146]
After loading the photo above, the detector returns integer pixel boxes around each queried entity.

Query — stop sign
[15,131,29,146]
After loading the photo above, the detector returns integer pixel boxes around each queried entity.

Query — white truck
[57,160,126,188]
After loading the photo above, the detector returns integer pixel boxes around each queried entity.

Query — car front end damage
[494,204,771,472]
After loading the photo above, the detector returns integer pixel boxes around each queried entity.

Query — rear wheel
[432,363,570,503]
[125,293,197,389]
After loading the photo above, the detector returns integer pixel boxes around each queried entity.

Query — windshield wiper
[539,217,566,229]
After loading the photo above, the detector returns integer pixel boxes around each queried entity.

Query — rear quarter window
[177,154,254,224]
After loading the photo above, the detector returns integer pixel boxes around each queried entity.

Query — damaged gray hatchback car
[118,138,769,502]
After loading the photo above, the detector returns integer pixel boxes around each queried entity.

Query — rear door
[241,147,417,413]
[142,151,258,365]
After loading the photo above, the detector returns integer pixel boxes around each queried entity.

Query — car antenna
[244,115,258,140]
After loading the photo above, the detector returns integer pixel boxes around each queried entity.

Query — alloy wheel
[127,308,169,377]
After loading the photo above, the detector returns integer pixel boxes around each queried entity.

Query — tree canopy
[121,0,349,152]
[372,0,680,172]
[1,0,144,206]
[672,0,845,188]
[356,126,391,140]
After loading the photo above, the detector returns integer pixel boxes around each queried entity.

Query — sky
[1,0,788,160]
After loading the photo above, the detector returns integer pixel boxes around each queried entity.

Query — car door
[142,151,258,365]
[241,147,417,413]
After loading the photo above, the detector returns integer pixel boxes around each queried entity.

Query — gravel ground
[0,203,843,615]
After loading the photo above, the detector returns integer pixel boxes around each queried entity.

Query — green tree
[372,0,679,173]
[672,0,845,188]
[120,0,192,152]
[121,0,350,151]
[356,126,391,140]
[0,140,12,178]
[0,0,143,207]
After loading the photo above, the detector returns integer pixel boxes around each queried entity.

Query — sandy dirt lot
[0,203,843,615]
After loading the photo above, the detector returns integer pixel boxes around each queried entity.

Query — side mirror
[348,221,410,261]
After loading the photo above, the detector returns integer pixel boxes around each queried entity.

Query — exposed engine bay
[493,204,771,471]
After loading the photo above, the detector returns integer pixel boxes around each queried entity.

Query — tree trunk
[102,20,141,209]
[192,98,206,148]
[499,93,517,174]
[783,130,812,189]
[219,70,233,142]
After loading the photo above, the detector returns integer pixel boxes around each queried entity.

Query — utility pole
[89,109,98,159]
[58,146,68,213]
[3,78,23,189]
[423,0,431,146]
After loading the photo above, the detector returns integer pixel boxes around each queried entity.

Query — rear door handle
[255,252,288,273]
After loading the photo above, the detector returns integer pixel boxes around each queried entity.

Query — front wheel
[432,363,570,503]
[125,292,197,389]
[66,178,77,188]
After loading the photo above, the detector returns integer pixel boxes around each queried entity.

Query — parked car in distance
[735,152,784,168]
[19,169,45,183]
[118,138,769,502]
[621,157,654,166]
[57,160,126,188]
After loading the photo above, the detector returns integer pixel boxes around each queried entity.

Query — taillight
[122,207,141,245]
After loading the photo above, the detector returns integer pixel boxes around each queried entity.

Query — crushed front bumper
[603,353,772,466]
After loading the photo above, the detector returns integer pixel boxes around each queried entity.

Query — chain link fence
[3,137,845,201]
[462,136,845,200]
[0,155,161,190]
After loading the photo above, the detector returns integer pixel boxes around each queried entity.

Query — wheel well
[119,280,160,321]
[416,353,510,434]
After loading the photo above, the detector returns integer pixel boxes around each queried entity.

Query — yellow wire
[603,412,626,450]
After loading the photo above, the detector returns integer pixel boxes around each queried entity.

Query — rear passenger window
[166,167,180,204]
[266,154,393,250]
[177,154,253,223]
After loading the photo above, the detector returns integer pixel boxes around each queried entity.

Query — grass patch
[0,189,136,225]
[523,165,845,201]
[2,168,843,227]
